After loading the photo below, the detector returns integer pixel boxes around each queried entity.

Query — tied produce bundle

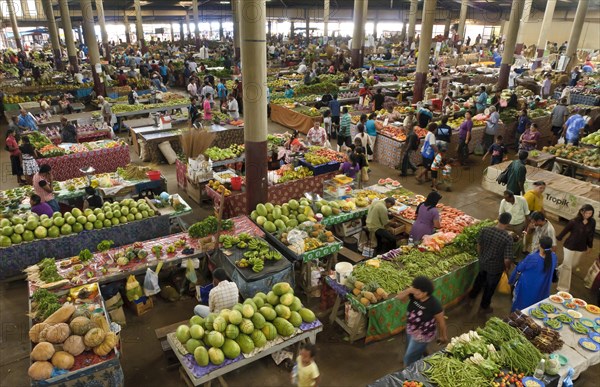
[125,275,143,301]
[180,125,215,159]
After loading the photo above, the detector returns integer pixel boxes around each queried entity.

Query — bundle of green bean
[498,338,543,375]
[423,354,491,387]
[351,261,412,294]
[476,317,523,347]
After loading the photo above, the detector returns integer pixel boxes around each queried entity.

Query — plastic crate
[299,159,341,175]
[74,87,92,98]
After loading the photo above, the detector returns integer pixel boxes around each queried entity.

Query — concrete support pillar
[532,0,556,70]
[95,0,110,61]
[134,0,145,52]
[77,24,83,45]
[400,20,407,43]
[413,0,436,103]
[179,21,184,46]
[185,12,190,40]
[457,0,468,42]
[407,0,417,44]
[565,0,589,71]
[124,13,131,44]
[219,21,223,41]
[305,10,310,46]
[515,0,533,55]
[239,0,268,214]
[7,0,23,50]
[323,0,330,38]
[58,0,78,72]
[192,0,200,48]
[290,22,294,39]
[443,15,451,39]
[373,20,378,40]
[351,0,367,68]
[42,0,64,70]
[498,0,524,90]
[20,0,30,19]
[79,0,105,96]
[232,0,240,61]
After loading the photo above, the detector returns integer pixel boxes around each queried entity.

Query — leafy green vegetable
[31,289,61,321]
[188,216,233,238]
[97,240,114,252]
[38,258,62,283]
[78,249,93,263]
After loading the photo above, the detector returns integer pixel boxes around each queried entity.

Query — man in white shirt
[187,79,198,97]
[200,81,215,102]
[188,60,198,73]
[199,45,209,60]
[227,94,239,120]
[508,69,519,89]
[297,61,307,74]
[528,211,557,253]
[499,190,530,258]
[194,268,239,317]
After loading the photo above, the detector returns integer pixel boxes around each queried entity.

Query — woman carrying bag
[509,236,557,312]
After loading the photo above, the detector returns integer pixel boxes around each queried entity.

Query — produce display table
[26,216,263,294]
[209,242,294,298]
[320,208,369,227]
[208,124,244,149]
[36,111,95,127]
[36,145,131,181]
[482,162,600,232]
[0,214,172,280]
[553,91,600,106]
[527,151,556,169]
[522,298,600,385]
[139,130,183,163]
[168,320,323,386]
[130,125,176,155]
[270,104,322,134]
[326,260,479,343]
[554,157,600,183]
[205,172,336,218]
[114,103,188,119]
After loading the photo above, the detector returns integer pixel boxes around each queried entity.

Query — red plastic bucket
[230,176,242,191]
[147,170,161,181]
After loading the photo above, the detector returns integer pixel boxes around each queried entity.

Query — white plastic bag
[143,267,161,296]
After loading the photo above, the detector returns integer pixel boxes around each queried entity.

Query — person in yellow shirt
[523,181,546,214]
[294,343,320,387]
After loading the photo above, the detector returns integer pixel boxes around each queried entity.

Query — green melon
[221,338,241,359]
[235,333,255,354]
[254,292,267,301]
[228,310,243,325]
[219,309,231,323]
[251,313,266,329]
[299,308,316,323]
[275,304,291,319]
[259,306,277,321]
[225,324,239,340]
[256,204,268,217]
[208,347,225,365]
[241,304,254,319]
[190,324,204,340]
[204,313,217,331]
[176,325,191,343]
[273,317,295,337]
[243,299,257,312]
[194,346,209,366]
[266,291,279,306]
[272,207,282,220]
[261,322,277,340]
[232,303,243,313]
[273,282,292,296]
[256,216,267,226]
[213,316,227,332]
[190,315,204,326]
[289,311,302,327]
[252,296,265,309]
[279,293,294,306]
[185,338,202,353]
[289,296,303,312]
[239,319,254,335]
[250,330,267,348]
[264,221,277,233]
[207,331,225,348]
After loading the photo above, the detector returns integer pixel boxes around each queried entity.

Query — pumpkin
[28,361,53,381]
[83,328,105,347]
[43,303,76,325]
[91,313,110,333]
[93,332,119,356]
[69,316,92,336]
[63,335,85,356]
[45,323,71,344]
[51,351,75,370]
[29,323,50,343]
[31,342,55,361]
[38,326,51,342]
[70,308,91,320]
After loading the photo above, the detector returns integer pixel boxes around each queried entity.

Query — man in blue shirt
[476,86,488,113]
[328,95,341,129]
[17,109,38,131]
[563,111,586,145]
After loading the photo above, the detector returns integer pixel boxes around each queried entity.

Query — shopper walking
[468,212,514,314]
[396,276,447,367]
[509,236,558,312]
[400,125,419,177]
[457,111,473,165]
[505,151,528,196]
[527,212,557,254]
[6,129,26,185]
[499,190,530,259]
[556,205,596,292]
[338,107,352,150]
[416,123,438,183]
[365,112,377,161]
[19,136,39,185]
[483,106,500,151]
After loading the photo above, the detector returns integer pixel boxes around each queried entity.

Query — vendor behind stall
[409,191,442,242]
[366,197,396,253]
[60,116,77,143]
[194,268,239,317]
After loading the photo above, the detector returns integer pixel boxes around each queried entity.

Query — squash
[70,308,91,320]
[51,351,75,370]
[43,303,76,325]
[31,342,55,361]
[63,335,85,356]
[45,323,71,344]
[69,317,92,336]
[83,328,105,348]
[90,313,110,334]
[28,361,53,381]
[29,323,50,343]
[93,332,119,356]
[38,325,51,343]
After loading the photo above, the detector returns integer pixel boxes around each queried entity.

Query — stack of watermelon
[175,282,316,367]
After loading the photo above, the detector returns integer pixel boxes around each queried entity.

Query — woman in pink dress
[202,93,212,122]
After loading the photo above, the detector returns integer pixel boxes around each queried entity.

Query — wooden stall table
[554,157,600,183]
[527,151,556,169]
[37,111,95,127]
[208,123,245,149]
[139,130,183,163]
[168,321,323,387]
[270,104,322,134]
[36,144,131,181]
[132,125,180,156]
[483,161,600,232]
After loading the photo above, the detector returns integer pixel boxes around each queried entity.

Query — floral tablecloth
[32,354,123,387]
[36,145,131,181]
[327,260,479,343]
[0,214,171,280]
[176,159,188,190]
[205,172,337,218]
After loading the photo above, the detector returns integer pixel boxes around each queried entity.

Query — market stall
[36,144,131,181]
[270,104,322,134]
[482,161,600,232]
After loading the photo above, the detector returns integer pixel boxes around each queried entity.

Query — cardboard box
[127,296,154,316]
[105,293,123,311]
[186,178,202,204]
[109,307,127,326]
[334,219,363,237]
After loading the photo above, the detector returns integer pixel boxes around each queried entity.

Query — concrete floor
[1,117,599,387]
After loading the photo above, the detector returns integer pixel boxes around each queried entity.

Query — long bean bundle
[351,261,412,294]
[423,354,491,387]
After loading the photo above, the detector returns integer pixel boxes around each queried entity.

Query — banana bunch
[264,250,282,261]
[219,234,240,249]
[248,257,264,272]
[248,238,269,252]
[235,258,250,268]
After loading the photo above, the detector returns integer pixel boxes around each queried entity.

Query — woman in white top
[353,122,372,150]
[322,110,333,139]
[307,122,327,147]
